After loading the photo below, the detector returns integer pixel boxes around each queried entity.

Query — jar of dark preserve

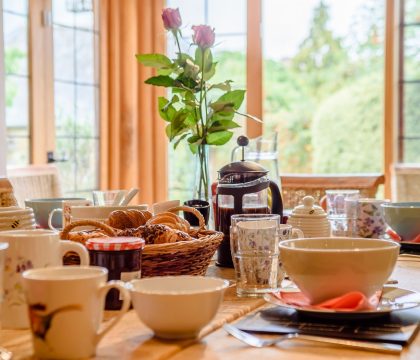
[86,237,145,310]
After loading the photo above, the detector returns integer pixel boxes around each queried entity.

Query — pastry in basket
[146,212,190,233]
[107,209,152,229]
[117,224,192,244]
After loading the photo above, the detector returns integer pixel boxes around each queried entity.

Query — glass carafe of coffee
[215,136,283,267]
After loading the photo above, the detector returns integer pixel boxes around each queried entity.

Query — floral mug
[0,229,89,329]
[355,199,389,238]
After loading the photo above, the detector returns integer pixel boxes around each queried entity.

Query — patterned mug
[355,198,390,238]
[0,229,89,329]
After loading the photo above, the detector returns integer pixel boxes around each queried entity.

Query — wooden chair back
[281,173,385,209]
[7,165,63,207]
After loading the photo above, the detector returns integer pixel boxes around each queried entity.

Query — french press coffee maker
[215,136,283,267]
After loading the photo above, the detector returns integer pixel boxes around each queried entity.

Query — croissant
[146,212,190,233]
[108,209,153,230]
[117,224,192,244]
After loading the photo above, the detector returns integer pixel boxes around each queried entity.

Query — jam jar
[86,237,145,310]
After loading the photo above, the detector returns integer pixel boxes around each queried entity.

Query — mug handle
[95,281,130,343]
[48,208,63,231]
[59,240,89,265]
[291,228,304,238]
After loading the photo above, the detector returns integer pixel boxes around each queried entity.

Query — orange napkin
[386,228,420,243]
[273,290,382,311]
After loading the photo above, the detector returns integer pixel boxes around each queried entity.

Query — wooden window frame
[2,0,100,194]
[29,0,55,165]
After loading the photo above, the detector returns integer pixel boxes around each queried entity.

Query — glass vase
[193,144,211,201]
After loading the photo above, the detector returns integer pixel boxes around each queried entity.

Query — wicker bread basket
[60,206,223,277]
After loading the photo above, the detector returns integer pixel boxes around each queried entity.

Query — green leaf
[174,133,189,149]
[189,143,199,154]
[175,53,194,67]
[209,80,233,92]
[214,90,245,110]
[188,135,201,144]
[157,67,174,76]
[195,48,213,71]
[158,97,176,122]
[136,54,172,68]
[206,130,233,145]
[210,110,235,122]
[174,75,198,90]
[209,101,235,113]
[209,120,240,132]
[203,62,217,81]
[145,75,175,87]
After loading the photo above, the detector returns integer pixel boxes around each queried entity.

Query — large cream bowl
[279,237,400,304]
[130,276,229,339]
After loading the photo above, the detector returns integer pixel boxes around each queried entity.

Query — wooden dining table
[2,257,420,360]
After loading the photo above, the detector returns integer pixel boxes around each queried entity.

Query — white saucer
[264,286,420,319]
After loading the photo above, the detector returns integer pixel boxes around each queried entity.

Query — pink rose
[192,25,215,49]
[162,8,182,31]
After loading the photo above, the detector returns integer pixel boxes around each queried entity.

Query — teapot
[215,136,283,267]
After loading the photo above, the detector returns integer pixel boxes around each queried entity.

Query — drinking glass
[230,214,283,297]
[329,217,357,237]
[92,190,126,206]
[326,189,360,217]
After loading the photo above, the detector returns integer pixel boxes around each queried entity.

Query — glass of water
[230,214,282,298]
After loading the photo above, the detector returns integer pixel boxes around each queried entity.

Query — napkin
[273,289,382,311]
[386,228,420,243]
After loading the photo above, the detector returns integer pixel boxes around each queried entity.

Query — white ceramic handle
[48,208,63,231]
[292,228,304,239]
[120,188,139,206]
[96,281,130,343]
[59,240,89,265]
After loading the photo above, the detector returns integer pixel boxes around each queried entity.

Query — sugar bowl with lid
[287,196,330,237]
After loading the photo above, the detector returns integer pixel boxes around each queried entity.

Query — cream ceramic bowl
[130,276,229,339]
[279,237,399,304]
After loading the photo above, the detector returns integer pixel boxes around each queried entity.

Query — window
[398,0,420,163]
[263,0,385,174]
[52,0,100,196]
[1,0,100,197]
[3,0,30,166]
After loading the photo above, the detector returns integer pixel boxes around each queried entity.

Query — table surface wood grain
[2,258,420,359]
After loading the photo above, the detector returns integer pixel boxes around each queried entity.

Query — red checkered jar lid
[85,237,145,251]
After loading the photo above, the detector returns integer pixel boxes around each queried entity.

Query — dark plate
[400,241,420,255]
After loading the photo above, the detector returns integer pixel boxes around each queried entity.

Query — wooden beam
[99,0,110,190]
[246,0,263,139]
[384,0,399,199]
[0,6,6,175]
[28,0,54,164]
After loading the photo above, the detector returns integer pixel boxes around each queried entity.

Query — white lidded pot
[287,196,330,238]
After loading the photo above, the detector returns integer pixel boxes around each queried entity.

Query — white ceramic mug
[48,199,93,231]
[0,229,89,329]
[22,266,130,359]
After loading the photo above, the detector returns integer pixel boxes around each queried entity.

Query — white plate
[0,209,34,217]
[264,286,420,319]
